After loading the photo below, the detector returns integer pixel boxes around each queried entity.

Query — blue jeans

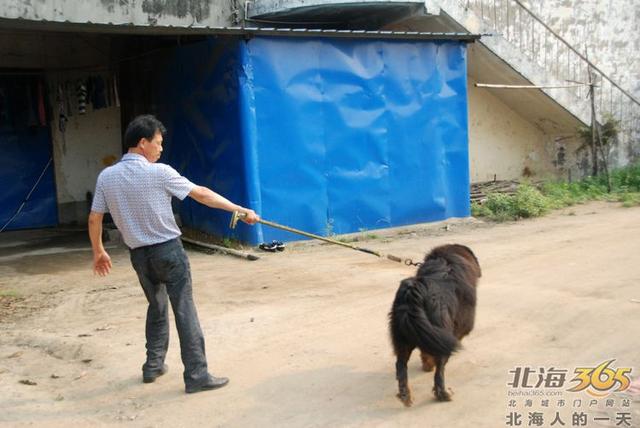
[129,238,209,387]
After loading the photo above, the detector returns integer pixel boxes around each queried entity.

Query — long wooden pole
[230,212,408,264]
[475,83,588,89]
[181,236,260,261]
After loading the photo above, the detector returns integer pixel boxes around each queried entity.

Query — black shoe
[185,375,229,394]
[143,364,168,384]
[259,242,278,252]
[274,240,285,252]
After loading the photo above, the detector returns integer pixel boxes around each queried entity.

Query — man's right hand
[241,209,260,225]
[93,250,112,276]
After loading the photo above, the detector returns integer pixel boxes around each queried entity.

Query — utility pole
[586,53,611,192]
[587,65,600,176]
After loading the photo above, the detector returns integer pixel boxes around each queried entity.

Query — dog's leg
[433,356,452,402]
[420,352,436,372]
[395,347,413,407]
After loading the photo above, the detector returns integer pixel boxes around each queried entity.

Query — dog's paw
[396,392,413,407]
[433,387,453,402]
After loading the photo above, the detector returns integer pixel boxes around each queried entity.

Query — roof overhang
[0,18,480,42]
[247,1,427,29]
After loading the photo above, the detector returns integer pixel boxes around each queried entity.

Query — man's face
[140,130,163,163]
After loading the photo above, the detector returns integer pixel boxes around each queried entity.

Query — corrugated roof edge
[236,27,480,41]
[0,17,481,41]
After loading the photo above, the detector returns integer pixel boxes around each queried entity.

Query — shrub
[483,192,517,221]
[617,192,640,208]
[472,163,640,222]
[512,184,550,218]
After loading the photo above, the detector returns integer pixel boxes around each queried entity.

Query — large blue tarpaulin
[0,76,57,230]
[160,36,469,244]
[158,40,252,241]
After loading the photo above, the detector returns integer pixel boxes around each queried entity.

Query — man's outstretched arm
[188,186,260,224]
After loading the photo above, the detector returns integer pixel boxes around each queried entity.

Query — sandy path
[0,201,638,427]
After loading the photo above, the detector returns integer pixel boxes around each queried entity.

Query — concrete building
[0,1,477,243]
[0,0,637,240]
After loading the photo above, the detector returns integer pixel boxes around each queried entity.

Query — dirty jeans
[129,238,209,387]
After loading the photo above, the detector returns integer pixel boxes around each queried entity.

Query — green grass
[221,237,251,249]
[0,289,19,298]
[616,192,640,207]
[473,163,640,221]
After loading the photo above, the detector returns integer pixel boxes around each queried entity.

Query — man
[88,114,259,394]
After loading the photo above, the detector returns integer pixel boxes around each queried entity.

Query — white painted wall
[468,77,561,182]
[48,89,122,205]
[48,80,122,224]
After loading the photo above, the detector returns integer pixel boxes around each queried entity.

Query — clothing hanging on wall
[37,81,46,126]
[77,80,87,115]
[90,76,107,110]
[114,74,120,107]
[48,72,121,137]
[0,76,50,131]
[56,83,67,133]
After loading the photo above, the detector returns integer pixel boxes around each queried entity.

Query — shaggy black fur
[389,244,481,406]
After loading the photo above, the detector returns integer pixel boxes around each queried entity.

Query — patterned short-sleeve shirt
[91,153,196,249]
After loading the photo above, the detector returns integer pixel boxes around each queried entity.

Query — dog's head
[420,244,481,284]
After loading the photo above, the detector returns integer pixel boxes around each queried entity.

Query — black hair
[123,114,167,149]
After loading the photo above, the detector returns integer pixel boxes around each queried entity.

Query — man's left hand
[93,250,112,276]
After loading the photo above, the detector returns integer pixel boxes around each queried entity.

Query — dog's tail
[392,278,459,357]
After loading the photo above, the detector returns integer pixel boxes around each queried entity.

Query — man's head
[124,115,166,163]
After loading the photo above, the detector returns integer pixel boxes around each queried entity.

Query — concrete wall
[521,0,640,100]
[520,0,640,163]
[467,76,573,182]
[0,0,239,28]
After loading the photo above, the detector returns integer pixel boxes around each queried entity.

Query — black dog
[389,244,481,406]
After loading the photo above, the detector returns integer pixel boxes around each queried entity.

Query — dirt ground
[0,201,639,428]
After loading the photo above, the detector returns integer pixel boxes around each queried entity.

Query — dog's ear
[460,245,480,267]
[457,246,481,277]
[400,277,420,289]
[445,244,481,276]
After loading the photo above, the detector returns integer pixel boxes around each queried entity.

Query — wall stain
[102,155,118,166]
[141,0,210,21]
[99,0,132,14]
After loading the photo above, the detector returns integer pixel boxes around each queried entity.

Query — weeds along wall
[159,36,471,244]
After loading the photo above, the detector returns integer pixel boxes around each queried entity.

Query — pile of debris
[470,180,520,204]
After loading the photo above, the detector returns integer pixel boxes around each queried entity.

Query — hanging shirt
[91,153,196,249]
